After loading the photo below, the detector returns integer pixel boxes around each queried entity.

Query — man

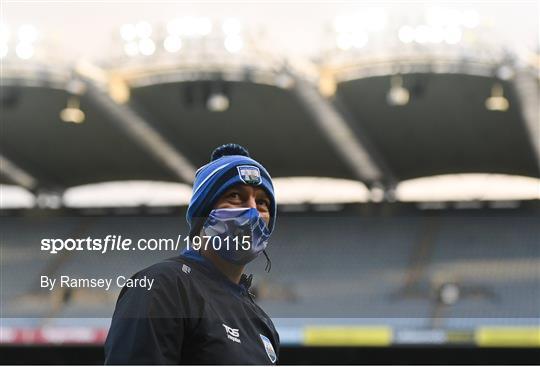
[105,143,280,365]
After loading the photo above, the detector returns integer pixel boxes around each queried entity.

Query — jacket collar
[180,248,252,296]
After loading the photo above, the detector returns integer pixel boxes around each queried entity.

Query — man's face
[214,184,271,225]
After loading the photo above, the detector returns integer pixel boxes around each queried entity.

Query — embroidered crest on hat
[237,165,262,185]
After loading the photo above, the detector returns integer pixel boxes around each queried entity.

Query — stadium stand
[2,204,538,335]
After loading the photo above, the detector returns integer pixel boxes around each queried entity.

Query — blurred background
[1,1,539,364]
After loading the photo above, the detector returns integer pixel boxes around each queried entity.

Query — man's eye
[228,192,241,199]
[257,199,270,208]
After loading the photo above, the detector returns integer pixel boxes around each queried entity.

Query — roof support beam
[512,70,540,174]
[292,78,395,186]
[0,154,38,190]
[83,80,197,183]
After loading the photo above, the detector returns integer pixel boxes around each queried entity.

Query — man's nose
[246,196,257,209]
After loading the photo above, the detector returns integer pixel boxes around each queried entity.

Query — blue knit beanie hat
[186,144,276,237]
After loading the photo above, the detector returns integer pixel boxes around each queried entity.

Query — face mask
[202,207,271,265]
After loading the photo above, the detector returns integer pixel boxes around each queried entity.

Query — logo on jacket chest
[260,334,277,363]
[222,323,241,344]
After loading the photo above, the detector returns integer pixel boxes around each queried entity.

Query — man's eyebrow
[226,186,242,192]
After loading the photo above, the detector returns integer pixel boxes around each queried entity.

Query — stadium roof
[0,83,180,188]
[335,73,539,180]
[129,79,358,179]
[1,62,539,196]
[2,2,540,199]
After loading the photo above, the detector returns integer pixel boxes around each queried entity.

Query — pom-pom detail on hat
[211,143,250,161]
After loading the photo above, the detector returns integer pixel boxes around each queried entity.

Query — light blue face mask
[202,207,271,265]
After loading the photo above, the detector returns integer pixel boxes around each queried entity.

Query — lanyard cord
[263,250,272,272]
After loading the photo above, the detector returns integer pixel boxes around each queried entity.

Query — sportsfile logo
[222,323,241,343]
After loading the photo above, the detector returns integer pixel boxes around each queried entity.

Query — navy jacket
[104,250,279,364]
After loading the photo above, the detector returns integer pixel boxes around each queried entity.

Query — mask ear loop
[263,250,272,272]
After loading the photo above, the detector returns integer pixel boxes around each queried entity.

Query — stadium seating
[2,205,538,332]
